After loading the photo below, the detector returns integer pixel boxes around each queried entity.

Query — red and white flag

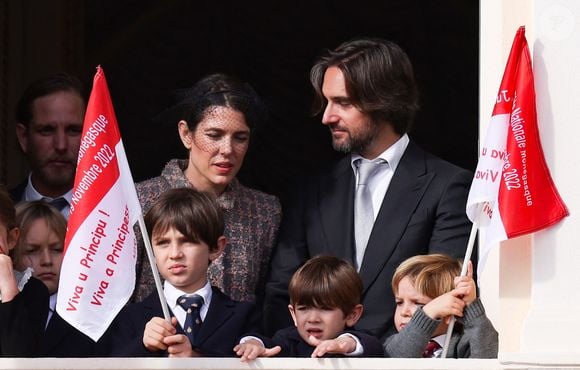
[466,27,568,273]
[56,66,141,341]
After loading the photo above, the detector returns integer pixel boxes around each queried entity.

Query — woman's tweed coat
[132,159,281,304]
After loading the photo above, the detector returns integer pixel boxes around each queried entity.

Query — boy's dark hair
[144,188,224,252]
[289,255,362,317]
[310,37,419,135]
[15,72,85,126]
[392,254,462,299]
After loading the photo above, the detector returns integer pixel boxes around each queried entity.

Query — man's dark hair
[15,73,85,127]
[310,38,419,135]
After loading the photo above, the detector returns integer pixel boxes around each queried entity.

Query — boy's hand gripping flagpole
[440,206,481,358]
[56,66,170,342]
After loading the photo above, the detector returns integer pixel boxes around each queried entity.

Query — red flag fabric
[56,66,141,341]
[466,27,568,270]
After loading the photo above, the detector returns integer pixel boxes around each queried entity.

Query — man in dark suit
[264,38,473,340]
[10,73,85,219]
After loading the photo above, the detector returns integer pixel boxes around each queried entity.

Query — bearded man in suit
[264,38,473,340]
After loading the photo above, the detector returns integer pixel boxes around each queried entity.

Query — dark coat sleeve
[426,167,474,256]
[0,277,49,356]
[101,299,163,357]
[262,181,312,336]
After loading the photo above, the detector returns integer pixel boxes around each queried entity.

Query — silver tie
[354,159,386,270]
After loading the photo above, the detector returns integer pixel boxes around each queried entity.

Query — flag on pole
[466,26,568,274]
[56,66,141,341]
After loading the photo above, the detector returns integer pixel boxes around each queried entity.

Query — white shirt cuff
[239,336,265,347]
[338,333,363,356]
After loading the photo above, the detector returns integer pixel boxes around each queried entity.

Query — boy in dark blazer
[235,256,383,360]
[105,188,258,357]
[1,193,96,357]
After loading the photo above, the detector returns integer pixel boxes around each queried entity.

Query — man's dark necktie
[177,294,204,346]
[422,340,442,358]
[45,197,69,211]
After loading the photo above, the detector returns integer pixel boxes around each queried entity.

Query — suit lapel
[42,313,72,353]
[359,142,434,293]
[318,157,356,262]
[195,289,234,345]
[8,180,26,202]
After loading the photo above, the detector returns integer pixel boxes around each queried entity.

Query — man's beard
[330,123,380,154]
[31,157,76,193]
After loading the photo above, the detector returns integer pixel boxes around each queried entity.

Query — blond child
[0,189,48,356]
[383,254,497,358]
[13,200,97,356]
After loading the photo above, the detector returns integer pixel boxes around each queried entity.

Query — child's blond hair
[13,201,67,265]
[392,254,461,298]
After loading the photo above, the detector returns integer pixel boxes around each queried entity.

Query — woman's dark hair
[176,73,267,132]
[310,38,419,135]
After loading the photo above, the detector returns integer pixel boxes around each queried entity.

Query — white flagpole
[440,203,481,358]
[137,215,171,321]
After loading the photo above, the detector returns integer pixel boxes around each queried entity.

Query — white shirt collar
[23,173,73,204]
[431,333,447,348]
[350,133,409,173]
[46,293,58,328]
[49,293,58,312]
[23,175,73,219]
[22,173,72,204]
